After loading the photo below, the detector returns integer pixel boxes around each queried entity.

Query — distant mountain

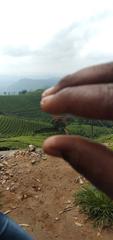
[0,76,18,93]
[7,78,59,93]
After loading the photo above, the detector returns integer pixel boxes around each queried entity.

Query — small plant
[74,185,113,228]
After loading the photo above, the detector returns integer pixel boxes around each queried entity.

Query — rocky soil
[0,146,113,240]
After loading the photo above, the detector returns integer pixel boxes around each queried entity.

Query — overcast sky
[0,0,113,78]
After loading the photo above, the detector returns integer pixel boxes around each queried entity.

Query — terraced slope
[0,115,52,137]
[0,90,50,120]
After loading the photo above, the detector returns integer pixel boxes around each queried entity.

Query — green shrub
[75,185,113,228]
[67,123,113,138]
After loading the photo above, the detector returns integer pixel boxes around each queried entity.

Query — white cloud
[0,0,113,75]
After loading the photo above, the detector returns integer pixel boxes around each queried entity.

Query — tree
[52,115,68,133]
[19,90,27,95]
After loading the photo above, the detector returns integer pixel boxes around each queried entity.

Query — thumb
[43,135,113,199]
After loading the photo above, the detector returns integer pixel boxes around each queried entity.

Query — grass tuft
[75,185,113,228]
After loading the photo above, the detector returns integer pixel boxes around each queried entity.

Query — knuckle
[59,74,72,87]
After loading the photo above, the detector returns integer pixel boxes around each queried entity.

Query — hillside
[0,90,50,120]
[0,89,113,150]
[0,115,112,150]
[0,115,52,137]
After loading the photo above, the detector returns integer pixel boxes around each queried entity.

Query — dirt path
[0,150,113,240]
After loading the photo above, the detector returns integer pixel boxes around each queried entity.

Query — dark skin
[40,62,113,199]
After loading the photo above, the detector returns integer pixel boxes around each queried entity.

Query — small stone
[4,176,9,180]
[42,155,47,160]
[17,195,23,201]
[3,161,8,166]
[10,182,14,186]
[10,186,16,192]
[31,159,36,165]
[65,200,71,204]
[6,187,10,191]
[5,171,10,175]
[79,178,84,185]
[11,163,17,167]
[10,173,14,177]
[0,163,4,169]
[2,180,6,185]
[19,223,30,228]
[35,195,39,199]
[75,176,84,185]
[97,232,101,237]
[74,221,83,227]
[11,206,17,210]
[36,154,40,158]
[28,145,36,152]
[38,187,41,191]
[55,217,60,221]
[31,152,37,157]
[36,179,40,183]
[21,194,28,200]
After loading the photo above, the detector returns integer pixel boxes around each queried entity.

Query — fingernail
[40,95,54,106]
[42,87,55,97]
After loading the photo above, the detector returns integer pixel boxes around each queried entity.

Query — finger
[42,62,113,97]
[43,135,113,199]
[41,83,113,120]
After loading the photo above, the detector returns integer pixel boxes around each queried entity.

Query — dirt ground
[0,149,113,240]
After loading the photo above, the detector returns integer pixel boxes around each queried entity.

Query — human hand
[41,62,113,199]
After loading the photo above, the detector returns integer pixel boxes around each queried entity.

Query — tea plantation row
[0,90,50,120]
[0,115,52,137]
